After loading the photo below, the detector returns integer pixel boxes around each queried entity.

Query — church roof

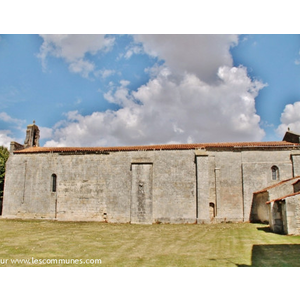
[13,140,300,154]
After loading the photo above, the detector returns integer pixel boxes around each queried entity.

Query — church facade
[2,122,300,225]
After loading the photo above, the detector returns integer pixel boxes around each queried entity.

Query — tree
[0,146,9,214]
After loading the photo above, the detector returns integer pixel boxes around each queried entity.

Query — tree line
[0,146,9,215]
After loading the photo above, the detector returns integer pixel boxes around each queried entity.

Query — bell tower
[24,120,40,148]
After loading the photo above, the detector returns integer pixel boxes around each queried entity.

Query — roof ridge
[13,140,299,154]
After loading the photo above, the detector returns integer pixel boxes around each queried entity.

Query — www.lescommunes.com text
[0,258,102,265]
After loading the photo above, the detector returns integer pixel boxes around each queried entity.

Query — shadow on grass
[256,226,272,233]
[238,244,300,267]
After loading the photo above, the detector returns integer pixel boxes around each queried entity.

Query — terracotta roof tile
[266,191,300,204]
[254,176,300,194]
[13,141,300,154]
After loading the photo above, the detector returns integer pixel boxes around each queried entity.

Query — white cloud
[124,45,143,59]
[44,64,265,147]
[94,69,116,79]
[276,102,300,136]
[38,34,115,77]
[0,112,18,123]
[0,130,13,148]
[104,80,132,107]
[0,112,25,128]
[39,126,53,140]
[68,59,95,78]
[0,113,26,148]
[39,34,266,147]
[133,34,238,83]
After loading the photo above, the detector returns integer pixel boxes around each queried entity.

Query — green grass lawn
[0,219,300,267]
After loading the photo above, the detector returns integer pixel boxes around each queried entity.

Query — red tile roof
[254,176,300,194]
[266,191,300,204]
[13,141,300,154]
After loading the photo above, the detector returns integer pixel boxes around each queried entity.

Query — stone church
[2,122,300,227]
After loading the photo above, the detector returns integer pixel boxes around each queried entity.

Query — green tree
[0,146,9,214]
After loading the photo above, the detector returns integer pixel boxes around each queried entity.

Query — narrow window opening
[271,166,279,181]
[209,202,215,219]
[51,174,57,192]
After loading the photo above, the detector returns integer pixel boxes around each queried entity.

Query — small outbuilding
[267,191,300,235]
[251,176,300,224]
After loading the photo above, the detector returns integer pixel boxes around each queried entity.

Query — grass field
[0,218,300,267]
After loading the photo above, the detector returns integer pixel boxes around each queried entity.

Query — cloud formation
[276,101,300,136]
[0,130,13,149]
[0,113,26,148]
[41,35,266,147]
[38,34,115,78]
[0,112,25,128]
[134,34,238,83]
[44,65,265,147]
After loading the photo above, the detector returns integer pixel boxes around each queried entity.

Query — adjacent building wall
[269,201,284,234]
[269,196,300,235]
[251,177,300,224]
[283,196,300,235]
[251,191,269,223]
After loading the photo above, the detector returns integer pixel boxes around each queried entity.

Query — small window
[209,202,215,219]
[271,166,279,181]
[51,174,57,192]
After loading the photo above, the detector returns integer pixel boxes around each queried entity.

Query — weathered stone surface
[3,146,299,224]
[131,164,153,224]
[268,193,300,235]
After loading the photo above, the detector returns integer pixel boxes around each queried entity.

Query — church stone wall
[241,150,293,221]
[3,150,198,223]
[3,153,57,219]
[151,150,196,223]
[213,152,244,222]
[56,154,109,222]
[2,146,297,224]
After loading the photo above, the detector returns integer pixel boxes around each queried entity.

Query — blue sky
[1,34,300,148]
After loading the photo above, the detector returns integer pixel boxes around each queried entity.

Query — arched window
[271,166,279,181]
[209,202,215,219]
[51,174,57,192]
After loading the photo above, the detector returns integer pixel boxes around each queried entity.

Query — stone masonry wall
[285,196,300,235]
[3,150,197,223]
[3,153,57,219]
[251,192,269,223]
[2,147,296,223]
[213,151,244,222]
[241,150,293,221]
